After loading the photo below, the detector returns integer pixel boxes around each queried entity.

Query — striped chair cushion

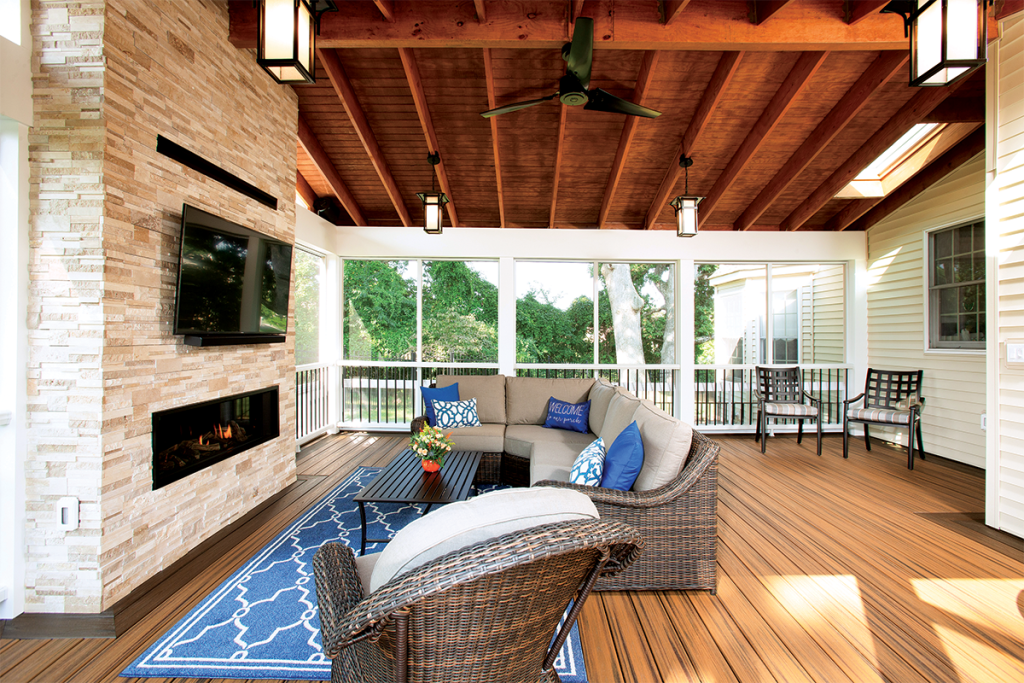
[764,403,818,417]
[847,407,911,425]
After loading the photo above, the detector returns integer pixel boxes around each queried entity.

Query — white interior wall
[0,0,32,620]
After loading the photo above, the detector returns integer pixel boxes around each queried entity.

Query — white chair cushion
[368,487,598,593]
[765,403,818,417]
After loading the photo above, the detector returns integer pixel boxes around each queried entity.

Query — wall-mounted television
[173,204,293,346]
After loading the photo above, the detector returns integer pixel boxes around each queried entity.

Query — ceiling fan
[480,18,662,119]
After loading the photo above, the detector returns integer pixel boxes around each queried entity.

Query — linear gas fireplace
[152,387,280,489]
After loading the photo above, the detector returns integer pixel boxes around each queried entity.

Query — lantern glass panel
[263,0,294,61]
[297,0,312,74]
[915,0,942,83]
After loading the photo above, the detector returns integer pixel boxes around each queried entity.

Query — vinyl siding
[801,264,846,364]
[866,153,987,468]
[995,14,1024,537]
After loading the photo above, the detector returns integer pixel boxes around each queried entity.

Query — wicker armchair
[313,519,643,683]
[536,429,719,592]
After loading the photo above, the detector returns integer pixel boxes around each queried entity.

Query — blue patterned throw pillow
[421,383,459,427]
[433,398,482,429]
[569,438,606,487]
[544,397,591,434]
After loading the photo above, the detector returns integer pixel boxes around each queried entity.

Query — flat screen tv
[173,204,293,346]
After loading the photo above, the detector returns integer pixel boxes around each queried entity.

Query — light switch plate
[1008,343,1024,364]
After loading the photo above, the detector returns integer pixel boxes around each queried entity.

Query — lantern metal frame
[417,152,449,234]
[256,0,337,85]
[670,156,702,238]
[882,0,990,87]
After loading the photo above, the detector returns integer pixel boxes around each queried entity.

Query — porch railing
[694,364,850,430]
[296,363,331,441]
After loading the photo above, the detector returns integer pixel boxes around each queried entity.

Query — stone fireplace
[152,388,281,490]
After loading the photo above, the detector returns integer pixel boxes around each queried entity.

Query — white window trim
[921,215,986,355]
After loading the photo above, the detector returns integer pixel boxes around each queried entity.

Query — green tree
[422,261,499,362]
[293,249,321,365]
[694,264,718,364]
[343,260,416,360]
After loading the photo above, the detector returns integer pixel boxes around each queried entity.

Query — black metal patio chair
[843,368,925,469]
[753,365,822,455]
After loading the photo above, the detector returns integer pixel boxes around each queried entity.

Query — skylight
[836,123,946,199]
[858,124,940,180]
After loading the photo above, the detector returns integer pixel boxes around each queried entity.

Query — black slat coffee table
[353,449,483,555]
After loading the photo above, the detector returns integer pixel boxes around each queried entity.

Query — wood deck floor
[2,431,1022,683]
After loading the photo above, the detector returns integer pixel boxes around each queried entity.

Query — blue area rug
[122,467,587,682]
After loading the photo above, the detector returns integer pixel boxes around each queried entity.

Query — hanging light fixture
[256,0,337,84]
[670,156,702,238]
[882,0,989,87]
[417,152,448,235]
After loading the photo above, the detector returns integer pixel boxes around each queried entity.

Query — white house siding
[866,154,987,468]
[802,264,846,364]
[992,14,1024,537]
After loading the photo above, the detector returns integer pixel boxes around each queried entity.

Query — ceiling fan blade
[564,17,593,90]
[480,93,558,118]
[584,89,662,118]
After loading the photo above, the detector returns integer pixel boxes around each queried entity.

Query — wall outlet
[1008,343,1024,364]
[56,497,79,531]
[981,413,987,431]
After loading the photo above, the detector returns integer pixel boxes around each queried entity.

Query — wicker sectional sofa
[412,374,720,592]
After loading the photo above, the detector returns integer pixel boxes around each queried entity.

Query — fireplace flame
[214,424,233,440]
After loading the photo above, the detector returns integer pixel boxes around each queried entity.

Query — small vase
[421,459,441,473]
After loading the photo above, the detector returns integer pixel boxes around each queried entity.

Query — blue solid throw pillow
[600,421,644,491]
[543,397,591,434]
[421,383,459,427]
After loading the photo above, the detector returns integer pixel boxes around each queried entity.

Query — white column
[498,257,516,377]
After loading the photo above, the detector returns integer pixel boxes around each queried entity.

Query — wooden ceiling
[228,0,1006,232]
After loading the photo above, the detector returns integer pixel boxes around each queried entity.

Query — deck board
[1,431,1021,683]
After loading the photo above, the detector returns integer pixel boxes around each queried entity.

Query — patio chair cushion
[847,407,912,425]
[506,377,595,425]
[433,398,482,429]
[437,374,506,424]
[445,423,505,453]
[631,402,693,492]
[505,424,597,459]
[532,441,590,485]
[369,487,598,592]
[599,391,641,448]
[765,402,819,417]
[354,552,380,596]
[587,378,618,435]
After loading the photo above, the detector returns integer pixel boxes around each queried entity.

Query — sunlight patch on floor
[911,577,1024,641]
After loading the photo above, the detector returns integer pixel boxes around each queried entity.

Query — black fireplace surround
[151,387,280,489]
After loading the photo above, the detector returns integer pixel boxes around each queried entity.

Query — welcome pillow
[600,421,644,491]
[569,438,606,487]
[544,397,591,434]
[421,383,459,427]
[433,398,482,429]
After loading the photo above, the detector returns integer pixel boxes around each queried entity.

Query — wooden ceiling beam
[644,51,743,230]
[700,51,829,223]
[473,0,486,23]
[921,97,985,123]
[572,0,587,23]
[825,121,982,230]
[780,80,968,232]
[229,2,906,50]
[845,1,890,25]
[296,170,317,210]
[662,0,695,24]
[483,48,506,228]
[749,1,797,25]
[399,48,459,228]
[297,116,366,226]
[599,50,661,229]
[846,127,985,232]
[549,104,569,229]
[372,0,396,22]
[316,47,413,227]
[734,50,907,232]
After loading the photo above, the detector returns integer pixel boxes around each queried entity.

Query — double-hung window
[928,220,985,350]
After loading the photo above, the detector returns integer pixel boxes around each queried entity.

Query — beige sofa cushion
[505,377,595,425]
[444,423,506,453]
[506,424,595,451]
[369,487,598,592]
[436,374,506,424]
[631,402,693,491]
[588,379,618,435]
[599,390,641,447]
[530,442,588,485]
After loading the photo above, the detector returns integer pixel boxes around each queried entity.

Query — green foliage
[515,291,592,363]
[293,250,321,365]
[422,261,499,362]
[695,264,717,364]
[343,260,416,361]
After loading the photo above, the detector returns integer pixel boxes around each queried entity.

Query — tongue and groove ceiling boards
[229,0,1007,231]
